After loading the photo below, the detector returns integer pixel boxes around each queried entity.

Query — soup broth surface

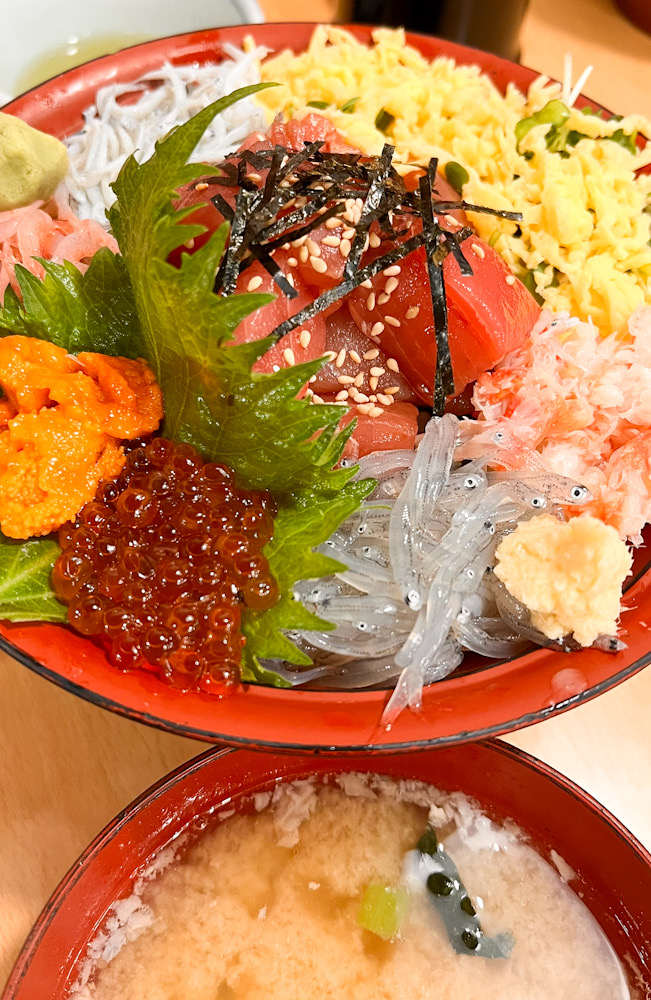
[75,774,630,1000]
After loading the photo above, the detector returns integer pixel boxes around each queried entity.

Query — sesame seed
[279,179,291,188]
[385,385,400,394]
[281,242,291,251]
[405,305,420,319]
[355,197,364,208]
[334,400,348,406]
[288,257,299,267]
[311,393,324,404]
[349,350,361,364]
[339,238,352,258]
[337,374,355,384]
[357,403,373,415]
[377,393,393,406]
[310,255,328,273]
[385,315,401,328]
[342,227,356,239]
[386,358,400,372]
[286,272,295,288]
[369,406,384,418]
[354,373,364,387]
[309,374,317,383]
[306,238,321,257]
[363,348,380,360]
[369,366,385,377]
[369,232,381,248]
[321,235,341,247]
[335,348,346,368]
[369,376,378,392]
[305,387,313,397]
[247,275,263,292]
[292,235,308,247]
[377,293,390,306]
[283,348,295,365]
[471,242,486,259]
[325,351,338,362]
[367,292,376,311]
[505,274,516,285]
[335,389,349,401]
[444,214,459,227]
[299,245,309,263]
[361,279,373,289]
[352,392,369,403]
[383,265,401,276]
[370,322,385,338]
[369,394,377,402]
[185,238,195,249]
[384,276,399,294]
[299,330,311,349]
[325,217,343,229]
[195,182,209,192]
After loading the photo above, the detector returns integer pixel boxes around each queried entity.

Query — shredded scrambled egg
[0,337,163,538]
[493,513,632,646]
[258,26,651,335]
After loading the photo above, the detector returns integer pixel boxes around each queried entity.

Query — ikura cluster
[51,438,278,694]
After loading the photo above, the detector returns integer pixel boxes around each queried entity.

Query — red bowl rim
[1,22,650,753]
[4,737,651,999]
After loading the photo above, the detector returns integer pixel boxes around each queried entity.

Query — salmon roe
[51,438,278,694]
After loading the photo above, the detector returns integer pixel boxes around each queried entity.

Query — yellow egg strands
[257,26,651,335]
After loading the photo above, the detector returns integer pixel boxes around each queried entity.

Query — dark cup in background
[351,0,531,61]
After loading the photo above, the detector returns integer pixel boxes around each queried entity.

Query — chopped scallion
[307,100,330,110]
[340,96,360,114]
[358,883,410,940]
[375,108,395,134]
[444,161,469,195]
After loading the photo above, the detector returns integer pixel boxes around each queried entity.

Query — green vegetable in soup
[358,883,410,940]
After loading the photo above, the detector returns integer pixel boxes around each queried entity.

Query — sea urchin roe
[0,336,163,538]
[52,438,279,694]
[493,513,632,647]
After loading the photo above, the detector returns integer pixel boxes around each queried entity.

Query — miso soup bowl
[3,740,650,999]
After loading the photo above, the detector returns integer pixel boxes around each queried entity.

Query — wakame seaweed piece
[344,142,396,281]
[417,826,514,960]
[419,168,454,415]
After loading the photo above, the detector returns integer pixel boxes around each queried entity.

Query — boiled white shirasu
[271,414,599,725]
[64,44,268,226]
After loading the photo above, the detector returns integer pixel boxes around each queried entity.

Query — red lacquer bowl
[3,741,650,999]
[2,24,650,751]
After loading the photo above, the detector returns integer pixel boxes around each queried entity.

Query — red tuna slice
[311,304,418,403]
[318,395,419,460]
[347,229,540,405]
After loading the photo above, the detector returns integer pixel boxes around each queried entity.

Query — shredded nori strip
[200,140,523,402]
[419,168,454,414]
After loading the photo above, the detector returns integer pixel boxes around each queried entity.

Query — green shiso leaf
[0,84,375,674]
[0,249,140,357]
[0,537,65,622]
[241,479,373,683]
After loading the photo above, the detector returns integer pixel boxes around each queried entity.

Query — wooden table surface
[1,0,651,988]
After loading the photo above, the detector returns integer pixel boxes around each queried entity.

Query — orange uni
[0,336,163,538]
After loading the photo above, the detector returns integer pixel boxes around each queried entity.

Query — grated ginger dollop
[493,513,632,647]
